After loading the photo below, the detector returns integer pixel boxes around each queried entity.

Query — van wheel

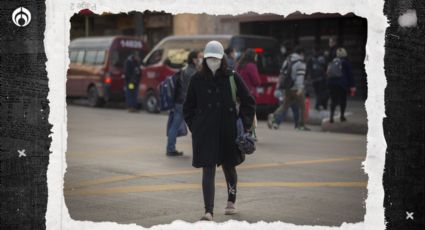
[88,86,104,107]
[144,91,159,113]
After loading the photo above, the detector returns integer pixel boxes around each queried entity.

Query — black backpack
[327,58,343,79]
[278,57,298,90]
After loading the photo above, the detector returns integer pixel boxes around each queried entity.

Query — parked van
[140,35,282,115]
[67,36,149,107]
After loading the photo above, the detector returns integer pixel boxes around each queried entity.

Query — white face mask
[206,58,221,74]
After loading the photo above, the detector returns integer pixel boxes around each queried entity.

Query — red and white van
[67,36,149,107]
[140,34,282,115]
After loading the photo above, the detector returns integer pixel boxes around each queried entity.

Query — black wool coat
[183,68,256,168]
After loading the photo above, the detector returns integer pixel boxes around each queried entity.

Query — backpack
[278,57,298,90]
[327,58,343,78]
[158,71,181,111]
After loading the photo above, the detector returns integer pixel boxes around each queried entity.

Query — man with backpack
[165,50,203,156]
[267,47,310,131]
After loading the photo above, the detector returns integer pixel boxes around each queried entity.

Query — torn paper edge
[45,0,388,229]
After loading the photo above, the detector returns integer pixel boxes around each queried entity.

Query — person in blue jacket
[124,51,141,112]
[327,48,356,123]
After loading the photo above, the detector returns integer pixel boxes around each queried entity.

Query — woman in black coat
[183,41,256,221]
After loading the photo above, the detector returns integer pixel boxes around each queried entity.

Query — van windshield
[231,37,282,75]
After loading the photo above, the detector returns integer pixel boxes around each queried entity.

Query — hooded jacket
[279,53,306,93]
[288,53,307,92]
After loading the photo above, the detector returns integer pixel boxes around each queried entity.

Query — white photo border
[45,0,387,229]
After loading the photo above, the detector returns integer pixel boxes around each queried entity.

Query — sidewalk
[277,98,367,135]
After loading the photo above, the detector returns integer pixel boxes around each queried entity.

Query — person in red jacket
[235,48,261,140]
[235,49,262,98]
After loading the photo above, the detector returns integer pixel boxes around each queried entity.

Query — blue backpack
[158,71,180,111]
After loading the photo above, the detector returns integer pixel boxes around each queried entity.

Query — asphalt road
[64,103,367,228]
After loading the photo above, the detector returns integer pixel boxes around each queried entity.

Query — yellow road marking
[65,156,364,190]
[67,169,200,189]
[67,143,193,158]
[65,181,367,196]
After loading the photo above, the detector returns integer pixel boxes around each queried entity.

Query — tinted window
[84,50,97,64]
[95,51,105,65]
[69,51,78,63]
[256,49,282,75]
[76,50,85,64]
[145,49,163,65]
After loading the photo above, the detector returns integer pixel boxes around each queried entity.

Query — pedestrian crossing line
[65,181,367,197]
[65,156,364,190]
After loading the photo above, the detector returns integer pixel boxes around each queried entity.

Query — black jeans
[202,165,237,214]
[313,80,329,109]
[329,84,347,120]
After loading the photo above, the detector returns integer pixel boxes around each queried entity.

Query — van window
[69,51,78,63]
[84,50,97,64]
[76,50,85,64]
[95,51,105,65]
[145,49,163,65]
[164,48,190,69]
[160,39,229,68]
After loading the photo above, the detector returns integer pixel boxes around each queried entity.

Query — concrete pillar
[85,16,89,37]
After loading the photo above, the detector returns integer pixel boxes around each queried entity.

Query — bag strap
[229,73,237,104]
[230,73,256,133]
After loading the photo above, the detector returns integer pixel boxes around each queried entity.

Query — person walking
[124,51,141,112]
[327,47,356,123]
[235,48,261,140]
[268,47,310,131]
[307,47,328,110]
[235,48,262,98]
[183,41,256,221]
[166,50,203,156]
